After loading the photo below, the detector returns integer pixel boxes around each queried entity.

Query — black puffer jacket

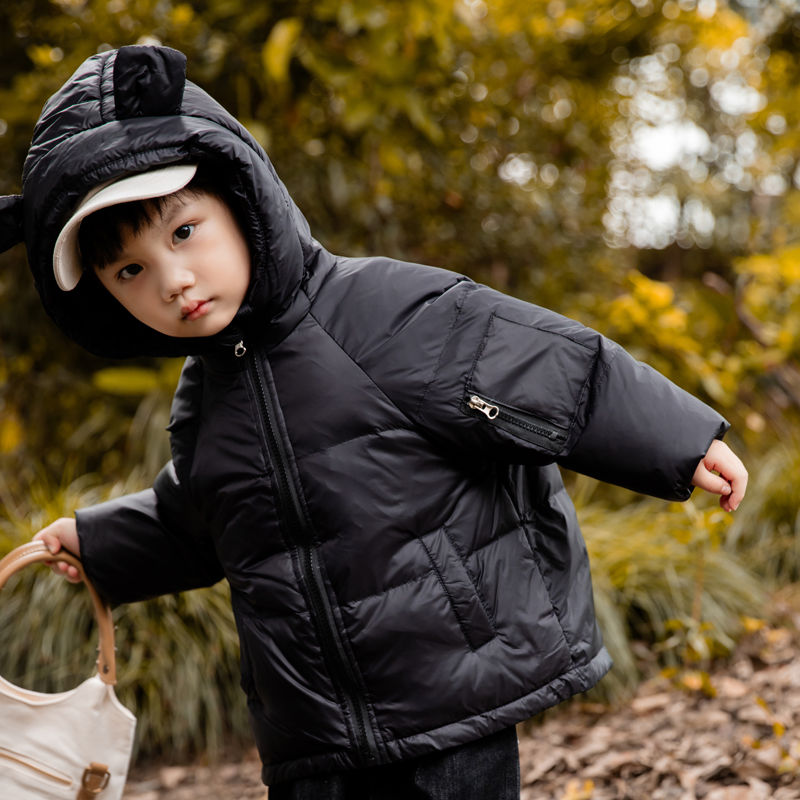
[3,46,729,784]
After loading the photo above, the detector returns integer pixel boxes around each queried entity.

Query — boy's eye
[173,224,195,242]
[116,263,143,281]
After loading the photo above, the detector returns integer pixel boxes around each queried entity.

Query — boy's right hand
[32,518,82,583]
[691,439,748,512]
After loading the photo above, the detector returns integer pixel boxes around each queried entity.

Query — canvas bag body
[0,542,136,799]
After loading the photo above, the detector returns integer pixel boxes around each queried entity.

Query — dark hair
[77,166,226,271]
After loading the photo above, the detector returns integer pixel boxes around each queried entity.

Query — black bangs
[77,196,164,270]
[76,164,230,271]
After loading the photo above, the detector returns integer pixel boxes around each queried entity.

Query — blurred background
[0,0,799,764]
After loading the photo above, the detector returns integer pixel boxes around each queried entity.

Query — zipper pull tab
[467,395,499,419]
[234,340,247,358]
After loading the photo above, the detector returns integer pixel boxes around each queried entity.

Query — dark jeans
[269,727,520,800]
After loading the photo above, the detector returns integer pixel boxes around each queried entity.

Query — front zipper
[0,746,72,787]
[240,339,378,765]
[466,392,568,449]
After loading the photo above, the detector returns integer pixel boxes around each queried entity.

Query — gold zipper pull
[467,395,499,419]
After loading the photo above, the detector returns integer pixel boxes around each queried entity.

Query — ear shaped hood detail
[0,195,24,254]
[113,45,186,119]
[18,45,317,359]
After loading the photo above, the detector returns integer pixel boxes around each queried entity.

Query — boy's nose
[161,262,195,301]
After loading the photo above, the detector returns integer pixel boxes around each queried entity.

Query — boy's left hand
[692,439,748,512]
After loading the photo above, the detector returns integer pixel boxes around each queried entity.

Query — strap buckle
[78,762,110,797]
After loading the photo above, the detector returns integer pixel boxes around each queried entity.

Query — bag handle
[0,541,117,685]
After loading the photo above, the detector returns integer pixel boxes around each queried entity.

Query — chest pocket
[463,313,597,456]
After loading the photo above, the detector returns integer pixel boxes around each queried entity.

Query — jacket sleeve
[75,356,223,604]
[348,271,728,502]
[75,462,224,605]
[554,336,729,499]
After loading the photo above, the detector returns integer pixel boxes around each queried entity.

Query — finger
[34,531,62,555]
[709,475,733,497]
[693,466,732,497]
[52,561,81,583]
[725,469,748,512]
[712,454,748,511]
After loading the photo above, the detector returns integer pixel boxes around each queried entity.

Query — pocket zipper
[0,745,72,786]
[466,393,567,444]
[466,395,499,419]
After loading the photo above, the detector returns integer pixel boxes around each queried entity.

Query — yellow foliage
[341,98,379,133]
[406,2,449,38]
[738,247,800,283]
[527,17,553,39]
[375,178,393,198]
[0,411,22,454]
[171,3,194,26]
[560,779,595,800]
[242,119,271,150]
[608,294,648,331]
[92,367,161,396]
[741,616,766,633]
[779,191,800,227]
[735,245,800,358]
[379,144,409,176]
[765,50,794,84]
[607,272,698,359]
[676,669,716,697]
[26,45,62,68]
[657,307,688,333]
[400,89,444,142]
[262,18,303,84]
[629,271,674,309]
[694,9,749,51]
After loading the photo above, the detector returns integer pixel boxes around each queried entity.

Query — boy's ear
[113,45,187,120]
[0,195,24,254]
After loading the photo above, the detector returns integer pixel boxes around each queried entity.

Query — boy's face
[92,191,251,338]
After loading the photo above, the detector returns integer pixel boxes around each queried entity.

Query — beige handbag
[0,541,136,799]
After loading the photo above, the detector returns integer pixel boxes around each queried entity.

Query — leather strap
[0,542,117,685]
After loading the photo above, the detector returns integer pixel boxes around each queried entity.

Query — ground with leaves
[123,592,800,800]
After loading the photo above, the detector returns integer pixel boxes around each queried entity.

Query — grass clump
[725,440,800,584]
[575,478,766,701]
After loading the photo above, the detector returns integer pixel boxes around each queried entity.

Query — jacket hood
[2,45,316,358]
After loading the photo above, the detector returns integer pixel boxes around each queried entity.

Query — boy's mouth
[181,300,210,321]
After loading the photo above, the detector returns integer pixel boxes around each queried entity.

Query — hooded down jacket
[3,46,730,785]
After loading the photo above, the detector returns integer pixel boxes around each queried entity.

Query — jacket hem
[263,646,613,785]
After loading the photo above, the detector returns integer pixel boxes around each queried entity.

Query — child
[1,45,746,799]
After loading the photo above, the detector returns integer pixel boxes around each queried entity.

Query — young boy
[2,45,745,799]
